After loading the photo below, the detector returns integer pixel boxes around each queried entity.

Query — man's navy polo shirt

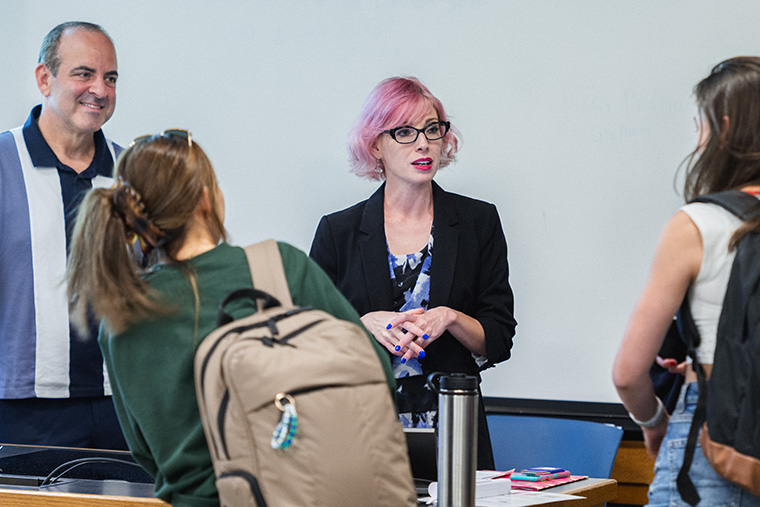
[0,105,121,399]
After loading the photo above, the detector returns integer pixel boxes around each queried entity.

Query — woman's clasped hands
[360,307,456,363]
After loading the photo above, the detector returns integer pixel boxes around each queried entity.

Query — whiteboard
[1,0,757,403]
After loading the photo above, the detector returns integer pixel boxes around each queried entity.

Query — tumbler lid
[439,373,478,391]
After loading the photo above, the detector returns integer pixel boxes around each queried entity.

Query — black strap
[692,189,760,221]
[216,288,281,327]
[676,358,707,506]
[674,297,704,505]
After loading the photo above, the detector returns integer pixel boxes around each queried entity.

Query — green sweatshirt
[99,242,395,507]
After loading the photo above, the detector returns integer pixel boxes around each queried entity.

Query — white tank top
[680,202,744,364]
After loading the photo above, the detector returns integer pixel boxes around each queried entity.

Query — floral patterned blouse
[388,231,437,428]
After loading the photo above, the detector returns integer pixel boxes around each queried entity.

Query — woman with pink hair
[309,76,517,469]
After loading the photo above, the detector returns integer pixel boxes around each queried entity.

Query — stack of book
[509,467,587,491]
[425,467,590,499]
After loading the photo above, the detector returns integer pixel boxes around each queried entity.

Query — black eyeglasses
[382,121,450,144]
[129,128,193,147]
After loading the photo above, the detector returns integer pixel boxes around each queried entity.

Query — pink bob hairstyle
[348,76,461,180]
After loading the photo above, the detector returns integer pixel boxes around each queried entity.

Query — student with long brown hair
[66,130,395,507]
[613,57,760,505]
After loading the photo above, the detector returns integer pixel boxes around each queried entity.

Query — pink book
[511,475,588,491]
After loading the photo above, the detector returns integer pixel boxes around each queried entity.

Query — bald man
[0,21,126,449]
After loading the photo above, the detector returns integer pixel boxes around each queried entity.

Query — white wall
[2,0,758,403]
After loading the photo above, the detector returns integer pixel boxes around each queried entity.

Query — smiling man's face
[37,28,118,135]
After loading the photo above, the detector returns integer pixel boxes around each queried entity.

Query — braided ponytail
[67,186,158,335]
[66,132,225,334]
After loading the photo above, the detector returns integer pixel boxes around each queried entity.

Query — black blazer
[309,181,517,379]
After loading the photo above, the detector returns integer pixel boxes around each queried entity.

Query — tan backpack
[194,240,416,507]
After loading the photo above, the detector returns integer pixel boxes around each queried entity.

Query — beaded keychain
[271,393,298,450]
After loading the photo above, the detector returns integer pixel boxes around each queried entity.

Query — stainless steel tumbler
[429,372,478,507]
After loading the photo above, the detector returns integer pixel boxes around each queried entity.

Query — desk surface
[0,443,153,484]
[0,443,615,507]
[0,481,167,507]
[541,478,617,506]
[0,477,616,507]
[0,443,166,507]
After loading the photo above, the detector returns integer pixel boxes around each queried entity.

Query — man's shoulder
[105,136,123,170]
[97,127,122,149]
[0,128,20,149]
[0,128,22,169]
[91,131,122,177]
[99,130,123,152]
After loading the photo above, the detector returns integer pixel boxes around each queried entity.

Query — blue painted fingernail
[394,345,400,351]
[422,334,429,340]
[401,358,406,363]
[386,323,392,330]
[418,351,426,359]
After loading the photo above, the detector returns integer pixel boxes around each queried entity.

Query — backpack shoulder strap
[675,295,709,505]
[675,190,760,506]
[692,190,760,221]
[243,239,294,308]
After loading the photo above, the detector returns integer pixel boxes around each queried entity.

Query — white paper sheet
[419,490,584,506]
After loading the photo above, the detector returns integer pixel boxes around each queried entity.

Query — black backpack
[676,190,760,505]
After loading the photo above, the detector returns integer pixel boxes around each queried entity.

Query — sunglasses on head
[129,128,193,147]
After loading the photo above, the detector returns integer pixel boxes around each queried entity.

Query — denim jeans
[648,382,760,506]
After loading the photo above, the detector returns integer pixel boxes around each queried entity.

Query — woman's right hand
[360,309,426,359]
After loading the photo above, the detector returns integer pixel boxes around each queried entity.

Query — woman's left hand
[642,417,670,459]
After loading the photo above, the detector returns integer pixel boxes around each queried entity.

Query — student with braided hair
[66,130,395,507]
